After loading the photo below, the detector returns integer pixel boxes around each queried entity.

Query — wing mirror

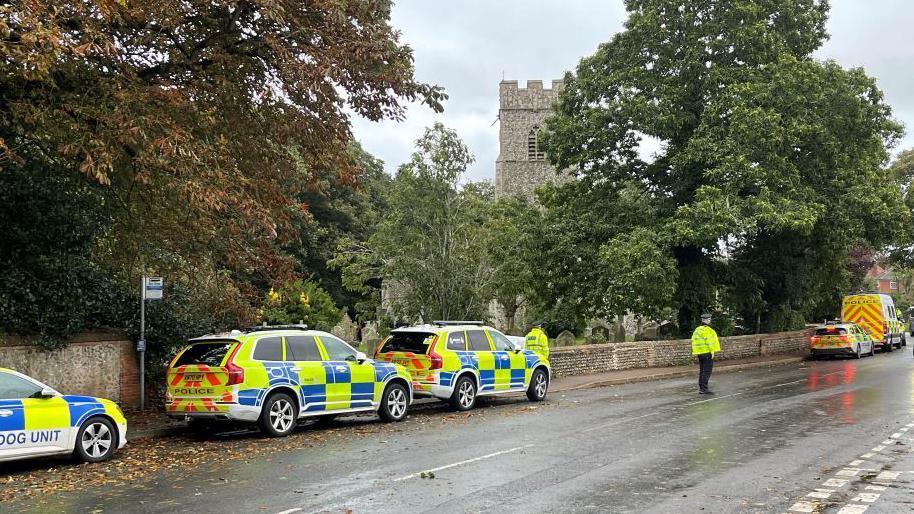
[355,351,368,364]
[39,388,57,399]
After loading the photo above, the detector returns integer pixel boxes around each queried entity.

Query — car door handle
[335,366,347,372]
[0,410,12,418]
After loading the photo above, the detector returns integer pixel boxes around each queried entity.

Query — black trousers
[697,353,714,392]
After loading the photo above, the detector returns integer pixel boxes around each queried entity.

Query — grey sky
[351,0,914,182]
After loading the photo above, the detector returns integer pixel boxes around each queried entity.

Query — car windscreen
[174,341,235,367]
[380,332,435,353]
[815,328,847,336]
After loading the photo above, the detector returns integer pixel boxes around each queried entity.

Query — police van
[841,293,906,352]
[375,321,550,411]
[0,368,127,463]
[166,325,413,437]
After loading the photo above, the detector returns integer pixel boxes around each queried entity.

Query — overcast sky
[351,0,914,182]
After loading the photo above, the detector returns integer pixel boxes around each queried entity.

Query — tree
[258,280,342,331]
[0,2,440,346]
[483,196,544,334]
[544,0,906,332]
[333,124,491,322]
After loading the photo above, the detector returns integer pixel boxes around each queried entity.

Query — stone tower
[495,79,569,199]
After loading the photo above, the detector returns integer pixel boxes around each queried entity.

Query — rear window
[174,342,235,367]
[815,327,847,336]
[381,332,435,353]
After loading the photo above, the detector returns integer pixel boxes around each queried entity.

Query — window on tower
[528,126,545,161]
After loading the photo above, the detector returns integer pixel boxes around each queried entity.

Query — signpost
[139,276,163,411]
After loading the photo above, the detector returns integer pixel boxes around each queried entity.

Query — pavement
[4,347,914,513]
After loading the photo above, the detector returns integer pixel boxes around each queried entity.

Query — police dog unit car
[0,368,127,463]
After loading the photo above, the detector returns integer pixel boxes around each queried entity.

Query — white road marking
[836,505,868,514]
[890,432,902,439]
[683,392,744,405]
[865,485,886,491]
[849,459,864,466]
[901,427,909,432]
[875,471,901,480]
[872,445,886,452]
[881,439,894,445]
[806,490,832,499]
[861,453,875,459]
[851,493,880,503]
[789,500,818,512]
[823,478,849,487]
[393,444,534,482]
[836,468,860,477]
[274,509,302,514]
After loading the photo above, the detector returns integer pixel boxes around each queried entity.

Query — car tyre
[450,375,477,411]
[854,344,862,359]
[526,368,549,402]
[259,392,298,437]
[74,416,117,463]
[869,342,876,357]
[378,382,409,422]
[885,340,894,353]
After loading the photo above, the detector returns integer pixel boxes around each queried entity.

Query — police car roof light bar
[432,320,483,326]
[247,323,309,332]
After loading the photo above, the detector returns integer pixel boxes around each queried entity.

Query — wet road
[11,349,914,513]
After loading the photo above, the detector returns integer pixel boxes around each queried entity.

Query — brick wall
[549,330,808,378]
[0,331,140,407]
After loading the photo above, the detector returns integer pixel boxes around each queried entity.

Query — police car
[375,321,550,411]
[166,325,413,437]
[809,322,875,359]
[0,368,127,463]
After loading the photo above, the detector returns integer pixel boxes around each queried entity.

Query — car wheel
[869,342,876,357]
[378,382,409,422]
[526,368,549,402]
[854,344,862,359]
[449,375,477,411]
[74,416,117,463]
[259,392,298,437]
[885,340,894,352]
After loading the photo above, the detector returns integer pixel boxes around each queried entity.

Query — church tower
[494,79,569,199]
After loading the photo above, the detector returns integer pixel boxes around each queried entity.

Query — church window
[527,127,545,161]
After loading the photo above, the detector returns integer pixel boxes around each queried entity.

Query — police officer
[525,321,550,358]
[692,313,720,394]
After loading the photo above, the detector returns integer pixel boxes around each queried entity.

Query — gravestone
[360,323,381,353]
[591,326,609,343]
[331,313,358,344]
[555,330,576,347]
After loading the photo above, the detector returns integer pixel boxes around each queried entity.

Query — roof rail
[247,323,309,332]
[432,320,483,326]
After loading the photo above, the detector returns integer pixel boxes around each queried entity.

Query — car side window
[0,373,43,399]
[252,337,283,361]
[447,331,467,351]
[467,330,492,352]
[320,335,357,361]
[286,336,322,361]
[488,330,514,351]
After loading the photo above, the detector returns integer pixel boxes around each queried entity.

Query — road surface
[7,349,914,513]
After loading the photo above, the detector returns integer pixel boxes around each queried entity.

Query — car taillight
[883,322,888,334]
[225,344,244,385]
[810,336,820,344]
[428,336,443,370]
[838,335,850,343]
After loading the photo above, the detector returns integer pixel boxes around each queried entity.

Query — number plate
[183,373,205,382]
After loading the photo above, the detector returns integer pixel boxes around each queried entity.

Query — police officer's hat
[533,320,546,327]
[700,313,712,322]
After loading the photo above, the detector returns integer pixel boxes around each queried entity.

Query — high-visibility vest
[691,325,720,355]
[525,328,550,358]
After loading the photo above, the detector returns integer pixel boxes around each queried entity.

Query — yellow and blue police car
[0,368,127,463]
[375,321,550,411]
[166,325,413,437]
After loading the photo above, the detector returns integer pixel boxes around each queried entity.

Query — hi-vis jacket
[691,325,720,355]
[525,327,550,358]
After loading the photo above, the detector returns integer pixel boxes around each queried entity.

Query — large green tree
[544,0,906,332]
[333,124,492,322]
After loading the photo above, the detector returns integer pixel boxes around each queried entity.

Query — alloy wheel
[458,381,475,408]
[535,373,548,397]
[81,422,112,459]
[387,388,407,419]
[270,399,295,433]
